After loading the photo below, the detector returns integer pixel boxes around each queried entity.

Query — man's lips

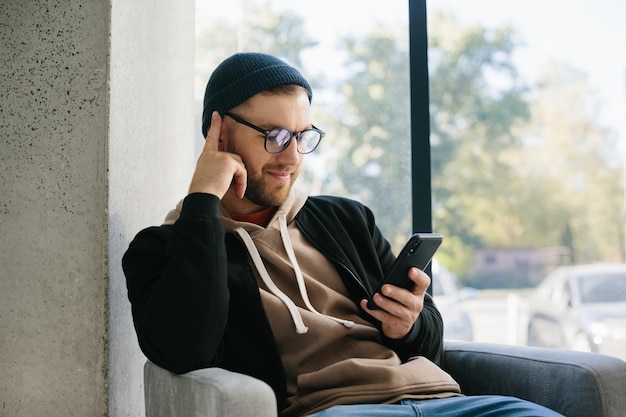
[267,170,292,181]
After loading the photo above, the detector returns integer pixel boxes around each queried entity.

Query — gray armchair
[144,341,626,417]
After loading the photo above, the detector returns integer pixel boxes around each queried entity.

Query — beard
[226,139,299,207]
[244,167,297,207]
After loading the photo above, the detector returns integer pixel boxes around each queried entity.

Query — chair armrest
[443,341,626,417]
[144,361,277,417]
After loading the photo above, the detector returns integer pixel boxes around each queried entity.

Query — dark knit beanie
[201,52,313,137]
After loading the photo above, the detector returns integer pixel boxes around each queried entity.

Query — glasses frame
[224,112,324,154]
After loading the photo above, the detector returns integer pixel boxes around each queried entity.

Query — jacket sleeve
[122,193,229,374]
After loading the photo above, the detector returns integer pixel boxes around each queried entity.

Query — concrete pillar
[0,1,195,415]
[108,0,195,415]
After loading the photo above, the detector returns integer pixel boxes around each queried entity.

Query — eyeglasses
[224,112,324,154]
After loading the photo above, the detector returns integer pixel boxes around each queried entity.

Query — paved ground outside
[461,290,532,346]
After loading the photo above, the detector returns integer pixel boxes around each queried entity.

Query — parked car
[526,263,626,360]
[431,259,474,341]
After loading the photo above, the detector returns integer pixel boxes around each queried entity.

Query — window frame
[408,0,435,290]
[409,0,433,234]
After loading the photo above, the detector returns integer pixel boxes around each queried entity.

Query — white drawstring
[278,214,354,329]
[234,212,354,335]
[235,227,309,334]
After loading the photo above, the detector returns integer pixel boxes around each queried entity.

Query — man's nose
[276,135,301,162]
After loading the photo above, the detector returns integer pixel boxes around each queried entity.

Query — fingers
[368,286,421,318]
[360,298,415,340]
[204,111,221,151]
[232,159,247,199]
[408,267,431,295]
[373,268,429,308]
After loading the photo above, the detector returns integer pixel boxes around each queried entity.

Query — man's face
[220,88,311,212]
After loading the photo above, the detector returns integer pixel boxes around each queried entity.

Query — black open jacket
[122,193,444,403]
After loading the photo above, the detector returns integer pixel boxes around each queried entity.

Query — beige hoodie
[164,189,461,417]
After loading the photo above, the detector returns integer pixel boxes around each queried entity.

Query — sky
[196,0,626,151]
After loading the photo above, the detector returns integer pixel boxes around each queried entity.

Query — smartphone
[367,233,443,310]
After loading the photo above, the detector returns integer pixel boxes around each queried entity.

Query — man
[123,52,563,417]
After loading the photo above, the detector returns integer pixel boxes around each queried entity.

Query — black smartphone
[367,233,443,310]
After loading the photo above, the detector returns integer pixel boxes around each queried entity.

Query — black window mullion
[409,0,434,290]
[409,0,432,235]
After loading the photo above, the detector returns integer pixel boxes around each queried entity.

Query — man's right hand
[188,111,247,199]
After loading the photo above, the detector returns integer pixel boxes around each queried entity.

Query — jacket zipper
[297,221,370,298]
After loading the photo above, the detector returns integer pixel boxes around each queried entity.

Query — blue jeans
[307,396,565,417]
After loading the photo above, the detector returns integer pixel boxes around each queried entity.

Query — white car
[527,263,626,360]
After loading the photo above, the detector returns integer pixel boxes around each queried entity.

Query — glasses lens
[297,130,322,154]
[266,128,292,153]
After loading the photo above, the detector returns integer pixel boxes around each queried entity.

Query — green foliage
[504,64,625,263]
[244,3,318,67]
[427,13,532,275]
[329,29,413,245]
[428,13,624,277]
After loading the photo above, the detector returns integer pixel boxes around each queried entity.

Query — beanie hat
[201,52,313,137]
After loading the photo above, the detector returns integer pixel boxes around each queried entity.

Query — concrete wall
[108,0,195,415]
[0,0,195,415]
